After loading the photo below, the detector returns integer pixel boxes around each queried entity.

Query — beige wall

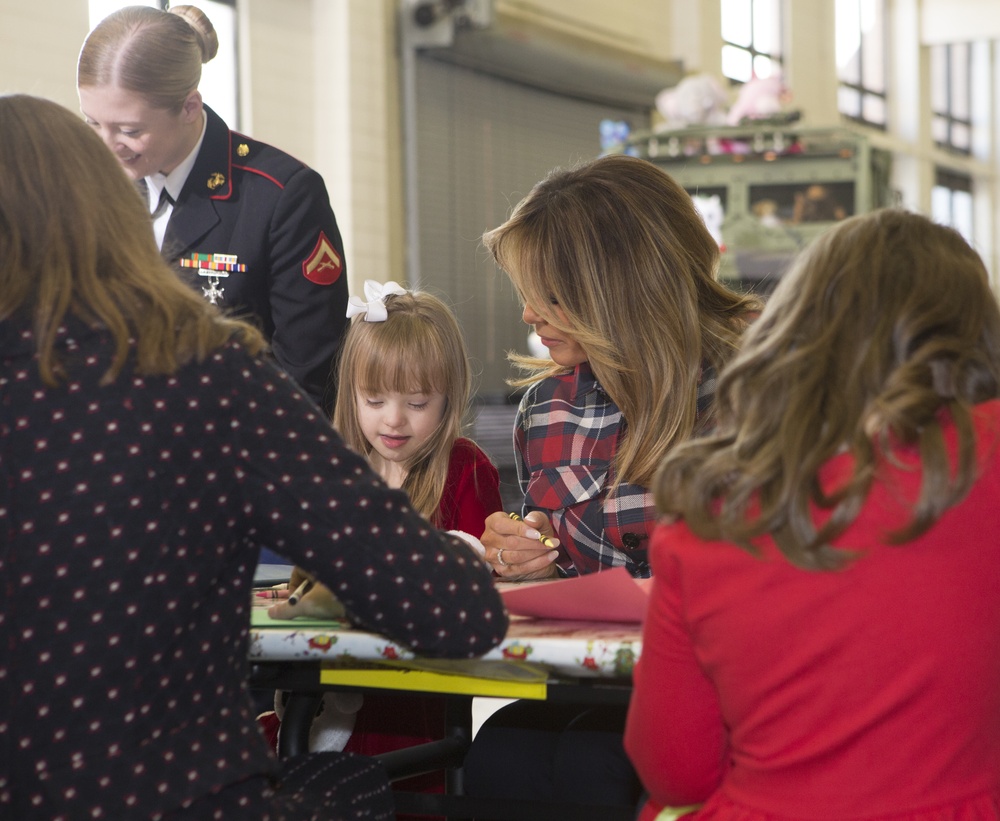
[921,0,1000,43]
[0,0,89,110]
[238,0,404,295]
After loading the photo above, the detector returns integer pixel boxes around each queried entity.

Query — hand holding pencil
[480,509,561,581]
[287,574,316,605]
[267,568,346,620]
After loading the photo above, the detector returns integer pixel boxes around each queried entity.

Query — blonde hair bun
[170,4,219,63]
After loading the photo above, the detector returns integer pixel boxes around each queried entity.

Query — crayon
[507,512,557,549]
[255,589,290,599]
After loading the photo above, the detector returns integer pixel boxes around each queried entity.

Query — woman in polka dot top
[0,94,508,821]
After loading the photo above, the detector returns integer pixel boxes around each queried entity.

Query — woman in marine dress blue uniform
[78,4,347,415]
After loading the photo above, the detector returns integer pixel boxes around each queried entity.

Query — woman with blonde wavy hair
[479,153,761,582]
[626,209,1000,821]
[0,93,506,821]
[465,154,760,815]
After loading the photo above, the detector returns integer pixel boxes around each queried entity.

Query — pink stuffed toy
[655,73,730,130]
[726,74,791,125]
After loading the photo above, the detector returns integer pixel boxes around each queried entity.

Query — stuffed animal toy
[691,193,725,248]
[258,690,364,753]
[655,73,730,130]
[752,198,783,228]
[726,74,792,125]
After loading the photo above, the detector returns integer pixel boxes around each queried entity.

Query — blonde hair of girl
[655,208,1000,569]
[0,93,264,386]
[333,290,472,524]
[77,5,218,112]
[484,153,762,489]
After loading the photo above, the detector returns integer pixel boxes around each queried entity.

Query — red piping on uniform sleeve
[234,165,286,189]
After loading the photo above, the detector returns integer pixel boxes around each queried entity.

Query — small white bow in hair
[346,280,407,322]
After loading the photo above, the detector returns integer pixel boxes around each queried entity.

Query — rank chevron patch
[302,231,343,285]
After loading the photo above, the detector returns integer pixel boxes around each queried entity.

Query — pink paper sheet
[499,567,652,623]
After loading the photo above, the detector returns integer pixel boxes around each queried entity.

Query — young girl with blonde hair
[266,281,502,812]
[334,281,502,534]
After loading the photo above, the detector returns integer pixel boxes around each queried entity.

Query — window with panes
[721,0,783,83]
[930,43,972,155]
[836,0,887,129]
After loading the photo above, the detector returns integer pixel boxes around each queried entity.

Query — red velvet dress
[625,401,1000,821]
[341,438,502,805]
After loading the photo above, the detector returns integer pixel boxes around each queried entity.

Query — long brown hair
[485,154,761,488]
[0,94,264,385]
[77,5,217,112]
[333,290,472,523]
[655,208,1000,569]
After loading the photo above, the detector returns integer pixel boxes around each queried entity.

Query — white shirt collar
[145,110,208,207]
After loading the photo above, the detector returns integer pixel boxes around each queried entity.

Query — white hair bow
[346,279,407,322]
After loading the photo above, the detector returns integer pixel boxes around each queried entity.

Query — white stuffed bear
[691,193,725,248]
[655,73,730,130]
[270,690,365,753]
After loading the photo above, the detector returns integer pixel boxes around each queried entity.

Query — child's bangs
[357,334,448,397]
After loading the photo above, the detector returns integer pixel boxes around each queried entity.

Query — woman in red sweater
[627,209,1000,821]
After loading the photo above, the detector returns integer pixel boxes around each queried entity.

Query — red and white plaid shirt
[514,361,716,577]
